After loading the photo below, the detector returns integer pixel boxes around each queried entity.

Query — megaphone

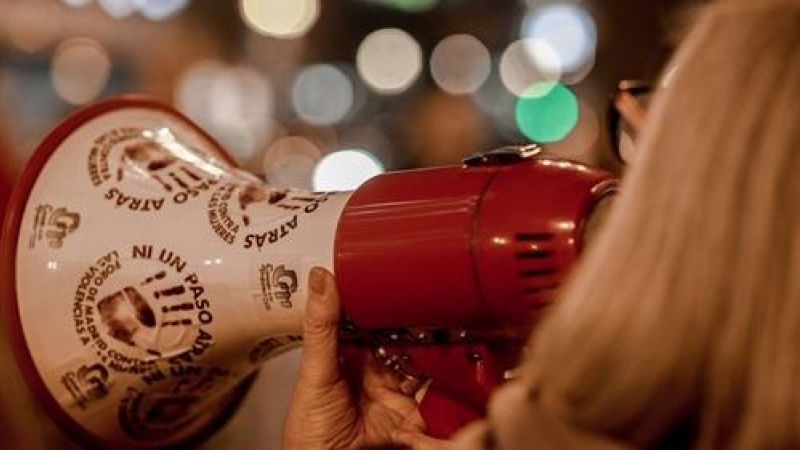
[1,97,617,449]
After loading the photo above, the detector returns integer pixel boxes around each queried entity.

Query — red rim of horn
[0,96,252,450]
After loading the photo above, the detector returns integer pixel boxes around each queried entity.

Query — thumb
[298,267,341,387]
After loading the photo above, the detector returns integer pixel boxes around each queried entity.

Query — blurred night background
[0,0,698,191]
[0,1,705,448]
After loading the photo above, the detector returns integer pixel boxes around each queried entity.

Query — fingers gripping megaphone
[0,98,617,449]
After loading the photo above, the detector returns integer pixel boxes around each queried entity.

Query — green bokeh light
[515,83,579,143]
[370,0,438,12]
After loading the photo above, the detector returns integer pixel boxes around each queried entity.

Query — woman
[284,0,800,448]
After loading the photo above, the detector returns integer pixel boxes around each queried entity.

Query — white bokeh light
[176,60,274,164]
[522,3,597,82]
[292,64,354,126]
[499,38,562,97]
[97,0,137,18]
[430,34,491,95]
[62,0,91,8]
[240,0,320,39]
[313,150,384,191]
[51,38,112,105]
[134,0,190,20]
[357,28,423,94]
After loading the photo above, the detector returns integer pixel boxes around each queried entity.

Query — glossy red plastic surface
[336,156,617,438]
[335,165,496,329]
[335,158,617,333]
[475,159,618,329]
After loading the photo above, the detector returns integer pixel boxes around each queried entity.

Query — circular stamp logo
[118,366,232,441]
[88,127,222,212]
[206,182,331,249]
[72,245,216,374]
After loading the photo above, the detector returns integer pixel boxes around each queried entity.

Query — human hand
[283,267,449,450]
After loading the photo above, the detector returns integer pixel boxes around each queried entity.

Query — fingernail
[309,267,327,295]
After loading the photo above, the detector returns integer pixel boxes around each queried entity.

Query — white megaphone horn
[0,97,617,449]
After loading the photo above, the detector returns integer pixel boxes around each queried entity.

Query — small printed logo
[29,204,80,249]
[256,264,298,310]
[61,363,110,410]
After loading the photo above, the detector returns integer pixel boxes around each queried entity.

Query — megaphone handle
[371,343,507,439]
[339,341,510,439]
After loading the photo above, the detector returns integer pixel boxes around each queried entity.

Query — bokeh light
[500,38,561,97]
[262,136,322,189]
[521,3,597,82]
[240,0,320,39]
[365,0,439,13]
[313,150,384,191]
[62,0,91,8]
[430,34,491,95]
[134,0,191,21]
[176,60,274,164]
[97,0,137,19]
[292,64,354,126]
[515,82,579,143]
[357,28,423,94]
[51,38,112,105]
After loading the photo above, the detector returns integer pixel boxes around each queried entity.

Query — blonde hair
[525,1,800,449]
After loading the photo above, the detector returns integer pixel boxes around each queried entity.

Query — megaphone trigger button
[462,153,488,167]
[463,144,545,166]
